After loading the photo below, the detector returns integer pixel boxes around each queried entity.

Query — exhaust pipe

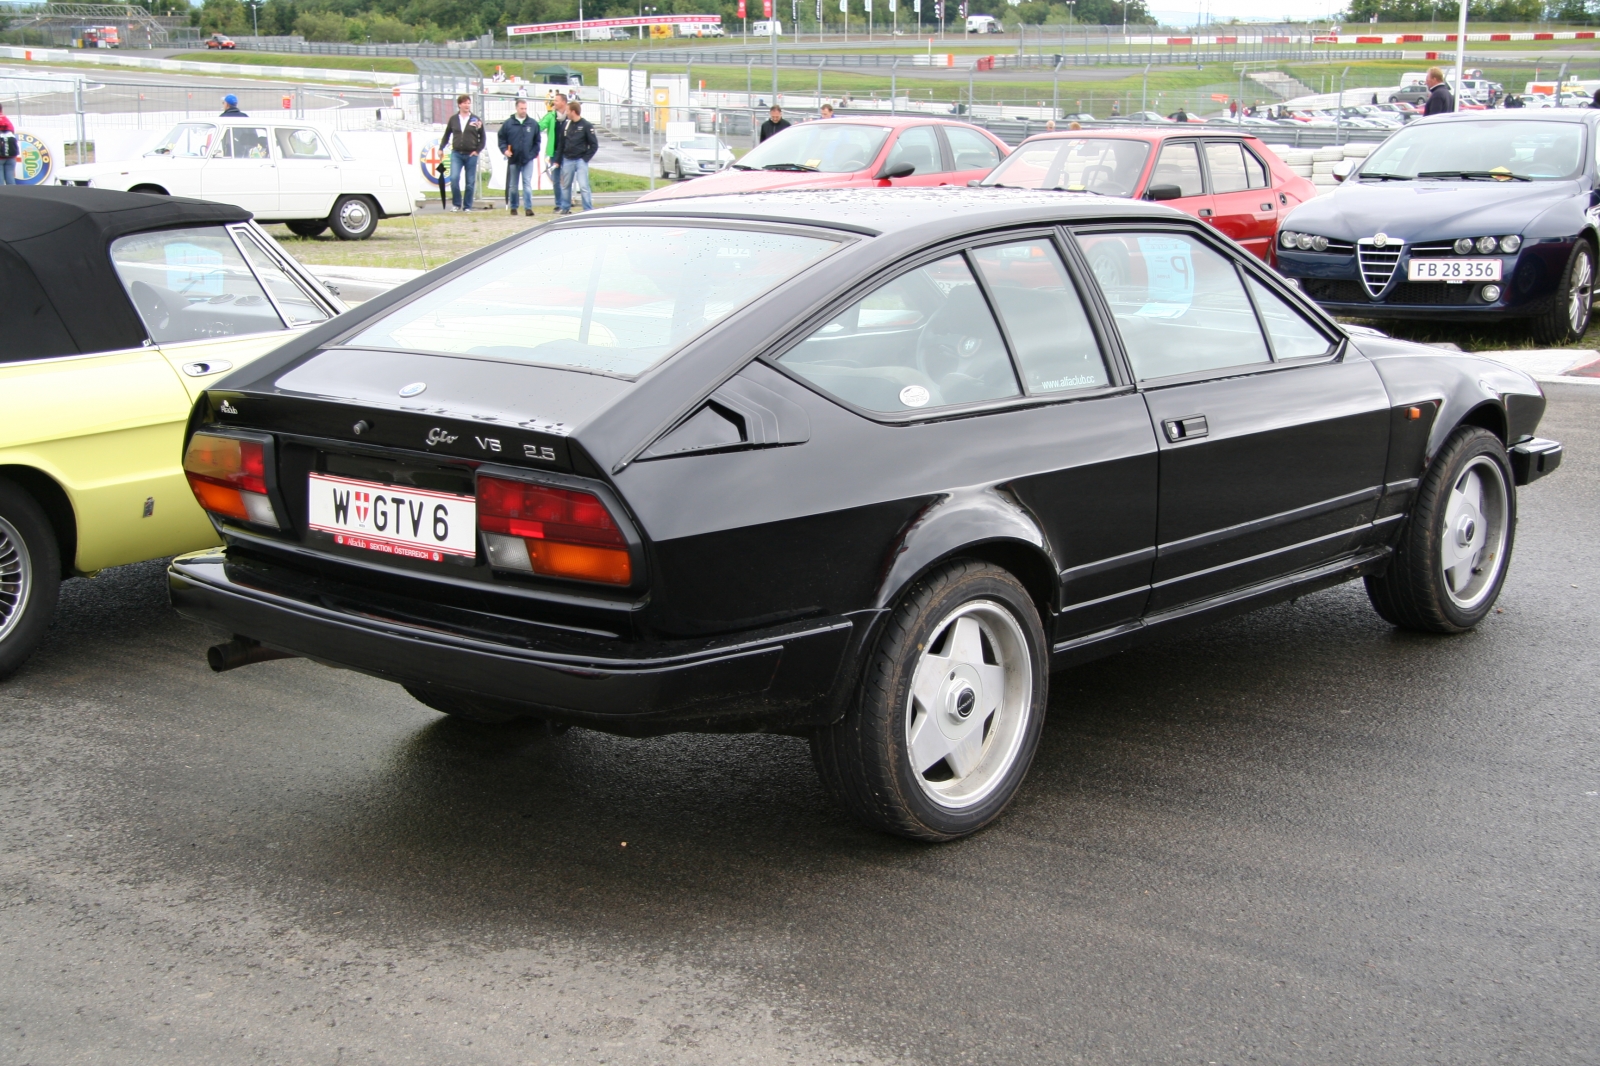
[207,635,297,672]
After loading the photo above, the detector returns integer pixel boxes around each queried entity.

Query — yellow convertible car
[0,186,344,677]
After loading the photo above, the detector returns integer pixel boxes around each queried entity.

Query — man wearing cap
[219,94,247,117]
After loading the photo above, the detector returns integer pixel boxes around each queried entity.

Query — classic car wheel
[1366,426,1515,633]
[676,161,686,180]
[403,684,570,734]
[1531,240,1594,344]
[811,561,1047,841]
[1087,241,1130,288]
[0,480,61,681]
[329,196,377,240]
[285,220,329,238]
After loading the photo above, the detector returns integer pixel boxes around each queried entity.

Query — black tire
[811,560,1048,841]
[1530,239,1593,345]
[1366,426,1516,633]
[328,195,378,240]
[284,219,329,238]
[676,161,686,181]
[128,184,168,196]
[0,478,61,681]
[403,684,570,735]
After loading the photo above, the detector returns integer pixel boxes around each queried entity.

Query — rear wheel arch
[0,466,77,578]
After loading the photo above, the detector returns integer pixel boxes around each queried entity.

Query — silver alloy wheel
[1570,247,1593,334]
[0,513,32,645]
[1439,455,1510,611]
[338,198,371,233]
[904,599,1033,809]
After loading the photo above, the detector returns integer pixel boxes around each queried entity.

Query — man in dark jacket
[759,105,791,143]
[555,100,598,213]
[1423,68,1454,116]
[219,94,247,117]
[498,97,541,216]
[440,94,486,211]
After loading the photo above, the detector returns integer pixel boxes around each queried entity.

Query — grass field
[171,51,418,75]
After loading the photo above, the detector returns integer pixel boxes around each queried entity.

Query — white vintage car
[56,118,413,240]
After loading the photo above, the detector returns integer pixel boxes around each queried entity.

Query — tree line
[186,0,1155,44]
[1339,0,1595,24]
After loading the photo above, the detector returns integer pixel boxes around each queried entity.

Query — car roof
[0,186,250,359]
[1412,108,1598,125]
[584,186,1185,238]
[1016,127,1251,144]
[813,115,998,132]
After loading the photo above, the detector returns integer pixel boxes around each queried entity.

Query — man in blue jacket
[498,97,541,216]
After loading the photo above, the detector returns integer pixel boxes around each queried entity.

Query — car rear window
[984,137,1151,197]
[347,225,839,377]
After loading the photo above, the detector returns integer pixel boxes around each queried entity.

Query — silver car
[660,135,735,180]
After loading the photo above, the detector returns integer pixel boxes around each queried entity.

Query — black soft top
[0,186,251,360]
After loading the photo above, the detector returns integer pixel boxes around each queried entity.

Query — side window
[109,225,285,343]
[1151,141,1204,197]
[779,254,1020,413]
[1246,277,1334,360]
[1204,141,1250,194]
[221,126,272,160]
[1076,230,1268,380]
[945,125,1002,172]
[885,126,941,176]
[233,228,330,327]
[1242,145,1270,189]
[274,128,331,160]
[970,240,1109,394]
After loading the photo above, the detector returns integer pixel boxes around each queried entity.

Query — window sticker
[1134,236,1194,319]
[165,242,224,296]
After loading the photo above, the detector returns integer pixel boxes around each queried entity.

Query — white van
[966,14,1002,33]
[575,26,628,40]
[752,19,783,36]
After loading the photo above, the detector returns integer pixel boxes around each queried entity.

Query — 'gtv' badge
[425,427,458,447]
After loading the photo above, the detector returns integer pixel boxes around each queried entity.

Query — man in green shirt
[540,94,567,212]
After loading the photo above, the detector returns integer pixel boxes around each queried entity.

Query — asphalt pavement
[2,387,1597,1065]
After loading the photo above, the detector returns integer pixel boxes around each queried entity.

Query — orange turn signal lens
[527,541,633,585]
[187,477,250,521]
[183,432,279,527]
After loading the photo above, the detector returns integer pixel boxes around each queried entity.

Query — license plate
[1407,258,1502,282]
[306,473,477,562]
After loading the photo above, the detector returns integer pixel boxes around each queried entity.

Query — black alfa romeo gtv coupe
[169,189,1562,841]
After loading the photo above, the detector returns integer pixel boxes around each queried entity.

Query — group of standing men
[438,92,598,216]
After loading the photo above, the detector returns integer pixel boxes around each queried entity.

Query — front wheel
[329,195,377,240]
[0,479,61,680]
[1531,240,1593,345]
[1366,426,1515,633]
[811,560,1047,841]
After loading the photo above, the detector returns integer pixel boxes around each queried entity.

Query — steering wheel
[914,288,1011,400]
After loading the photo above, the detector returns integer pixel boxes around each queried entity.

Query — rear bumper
[168,550,861,735]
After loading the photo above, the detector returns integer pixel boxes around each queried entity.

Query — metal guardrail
[991,48,1405,69]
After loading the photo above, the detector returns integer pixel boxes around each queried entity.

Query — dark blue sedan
[1275,110,1597,343]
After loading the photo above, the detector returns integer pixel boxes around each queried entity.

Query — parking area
[3,385,1596,1065]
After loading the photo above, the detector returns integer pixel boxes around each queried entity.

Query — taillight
[477,475,632,585]
[183,432,280,527]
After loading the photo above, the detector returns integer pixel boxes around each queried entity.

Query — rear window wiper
[1419,169,1532,182]
[761,162,819,172]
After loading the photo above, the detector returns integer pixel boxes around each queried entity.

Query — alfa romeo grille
[1357,239,1402,298]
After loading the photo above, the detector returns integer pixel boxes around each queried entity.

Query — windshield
[1360,120,1585,180]
[348,225,839,377]
[147,123,219,158]
[676,136,722,151]
[736,123,890,173]
[982,137,1152,196]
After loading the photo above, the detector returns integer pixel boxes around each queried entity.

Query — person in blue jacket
[498,97,541,217]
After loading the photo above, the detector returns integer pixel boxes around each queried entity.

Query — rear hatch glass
[346,225,839,378]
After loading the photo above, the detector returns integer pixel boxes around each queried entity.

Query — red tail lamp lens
[183,432,278,526]
[477,476,632,585]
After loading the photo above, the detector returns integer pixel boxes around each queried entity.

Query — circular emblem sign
[14,132,53,186]
[899,385,931,408]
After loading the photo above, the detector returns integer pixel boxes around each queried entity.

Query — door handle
[1199,208,1214,217]
[1260,202,1274,211]
[1163,415,1209,442]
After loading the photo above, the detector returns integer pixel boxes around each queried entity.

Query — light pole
[246,0,260,37]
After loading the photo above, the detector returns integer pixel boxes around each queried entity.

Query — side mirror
[878,161,916,180]
[1332,159,1353,183]
[1145,183,1183,202]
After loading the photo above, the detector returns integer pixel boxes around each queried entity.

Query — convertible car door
[1074,227,1391,614]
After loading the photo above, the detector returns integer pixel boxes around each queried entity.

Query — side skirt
[1048,546,1392,672]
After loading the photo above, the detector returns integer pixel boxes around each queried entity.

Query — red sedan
[977,128,1316,262]
[637,116,1010,202]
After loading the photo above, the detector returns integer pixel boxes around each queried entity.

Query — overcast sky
[1148,0,1351,23]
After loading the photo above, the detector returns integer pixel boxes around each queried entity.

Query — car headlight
[1280,230,1299,250]
[1499,235,1522,254]
[1454,237,1475,255]
[1311,235,1329,252]
[1296,232,1314,250]
[1476,235,1498,254]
